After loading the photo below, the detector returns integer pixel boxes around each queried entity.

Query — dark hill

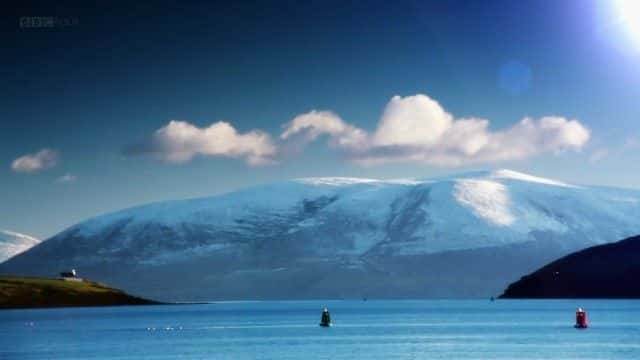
[0,276,161,309]
[501,235,640,298]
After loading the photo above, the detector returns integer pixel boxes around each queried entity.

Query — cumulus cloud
[281,110,368,148]
[373,95,453,147]
[280,94,590,166]
[129,94,590,167]
[11,149,59,173]
[126,120,277,166]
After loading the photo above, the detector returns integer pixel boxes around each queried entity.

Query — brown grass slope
[0,276,161,309]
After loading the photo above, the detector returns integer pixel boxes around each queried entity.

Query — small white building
[59,269,82,282]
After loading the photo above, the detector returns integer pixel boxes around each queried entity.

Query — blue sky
[2,0,640,238]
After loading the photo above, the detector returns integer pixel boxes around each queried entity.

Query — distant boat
[319,307,332,327]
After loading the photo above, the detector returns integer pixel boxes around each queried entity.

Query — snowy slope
[0,230,40,263]
[47,168,638,260]
[2,169,640,300]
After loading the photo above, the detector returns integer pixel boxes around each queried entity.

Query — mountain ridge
[2,169,640,301]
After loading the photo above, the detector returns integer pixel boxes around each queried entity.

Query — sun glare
[615,0,640,43]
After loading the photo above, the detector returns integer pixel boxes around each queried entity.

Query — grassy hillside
[0,276,161,309]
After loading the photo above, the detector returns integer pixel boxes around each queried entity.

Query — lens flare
[615,0,640,44]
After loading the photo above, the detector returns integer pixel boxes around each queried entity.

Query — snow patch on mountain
[295,177,380,186]
[454,179,515,226]
[0,230,40,263]
[296,177,425,186]
[609,196,640,204]
[490,169,575,187]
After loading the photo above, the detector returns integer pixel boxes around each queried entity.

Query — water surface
[1,300,639,359]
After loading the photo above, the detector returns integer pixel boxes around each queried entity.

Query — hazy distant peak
[0,229,40,263]
[0,230,39,243]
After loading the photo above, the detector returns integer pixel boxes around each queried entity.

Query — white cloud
[372,95,453,147]
[280,94,591,166]
[11,149,59,173]
[128,120,277,166]
[128,94,591,168]
[281,110,367,148]
[56,174,77,183]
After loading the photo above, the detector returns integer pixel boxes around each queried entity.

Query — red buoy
[575,307,588,329]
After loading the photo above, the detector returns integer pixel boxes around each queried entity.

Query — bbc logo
[19,16,79,28]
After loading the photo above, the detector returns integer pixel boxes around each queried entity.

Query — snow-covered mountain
[2,169,640,300]
[0,230,40,263]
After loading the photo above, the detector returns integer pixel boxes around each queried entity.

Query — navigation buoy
[575,307,588,329]
[319,307,332,327]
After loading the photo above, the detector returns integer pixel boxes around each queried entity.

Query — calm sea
[1,300,639,359]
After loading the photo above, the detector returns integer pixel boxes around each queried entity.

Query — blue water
[1,300,639,359]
